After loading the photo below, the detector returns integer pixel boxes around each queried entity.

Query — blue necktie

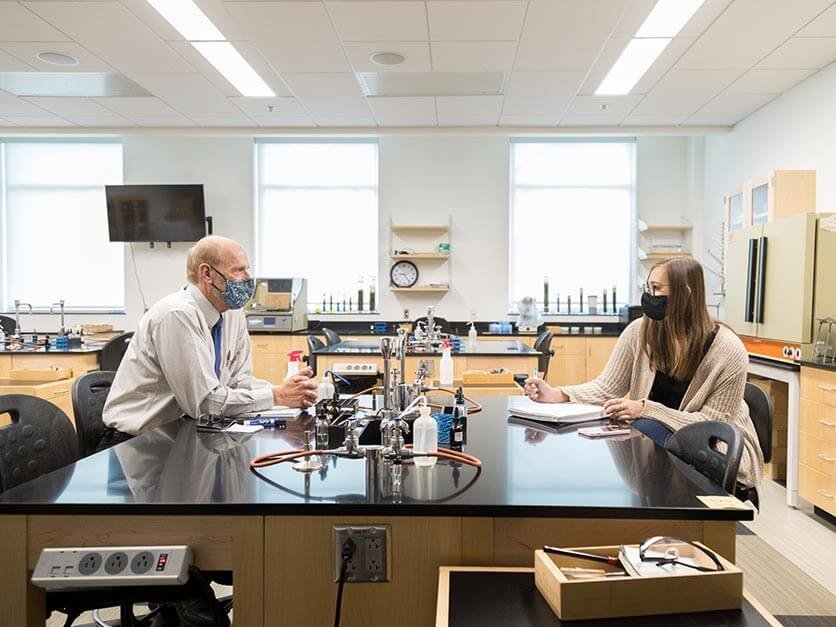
[212,317,223,378]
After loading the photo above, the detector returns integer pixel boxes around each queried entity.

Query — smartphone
[578,425,632,438]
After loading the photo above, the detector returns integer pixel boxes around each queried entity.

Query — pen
[543,546,620,566]
[242,418,287,428]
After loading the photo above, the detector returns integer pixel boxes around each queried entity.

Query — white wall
[26,132,701,331]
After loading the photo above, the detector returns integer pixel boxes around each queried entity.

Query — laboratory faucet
[49,300,66,334]
[13,300,32,336]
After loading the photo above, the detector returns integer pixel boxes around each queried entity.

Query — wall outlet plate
[332,525,391,583]
[31,546,192,590]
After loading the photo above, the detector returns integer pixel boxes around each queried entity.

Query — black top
[648,327,718,410]
[0,396,752,520]
[314,340,540,357]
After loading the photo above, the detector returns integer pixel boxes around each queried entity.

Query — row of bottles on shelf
[542,279,620,314]
[315,276,377,314]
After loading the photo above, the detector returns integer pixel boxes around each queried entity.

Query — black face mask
[641,291,668,321]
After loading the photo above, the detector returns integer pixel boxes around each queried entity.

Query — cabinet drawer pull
[820,385,836,393]
[819,419,836,427]
[816,454,835,463]
[816,489,834,499]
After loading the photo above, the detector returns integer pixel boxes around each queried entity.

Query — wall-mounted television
[106,184,206,242]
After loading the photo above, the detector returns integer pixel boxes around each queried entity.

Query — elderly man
[101,235,317,447]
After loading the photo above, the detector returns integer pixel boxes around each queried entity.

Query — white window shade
[2,141,124,311]
[256,141,378,310]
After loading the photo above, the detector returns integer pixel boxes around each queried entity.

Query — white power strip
[31,546,192,589]
[332,362,379,375]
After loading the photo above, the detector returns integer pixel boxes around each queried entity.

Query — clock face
[390,260,419,288]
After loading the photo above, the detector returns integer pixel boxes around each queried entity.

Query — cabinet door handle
[819,385,836,393]
[816,454,835,463]
[816,489,834,499]
[818,420,836,427]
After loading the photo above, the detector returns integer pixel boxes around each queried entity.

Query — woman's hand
[524,377,569,403]
[602,397,645,421]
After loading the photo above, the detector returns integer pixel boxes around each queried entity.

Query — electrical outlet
[419,359,435,376]
[332,525,390,583]
[31,546,192,590]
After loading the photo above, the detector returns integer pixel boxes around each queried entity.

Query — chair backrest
[322,328,341,347]
[533,330,555,378]
[306,336,326,375]
[744,382,774,463]
[0,394,79,492]
[412,316,451,334]
[664,421,744,493]
[71,371,116,458]
[0,314,16,336]
[100,331,134,372]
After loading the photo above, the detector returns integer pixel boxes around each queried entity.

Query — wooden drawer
[799,431,836,478]
[551,337,586,356]
[249,335,293,354]
[800,367,836,406]
[798,463,836,515]
[800,398,836,444]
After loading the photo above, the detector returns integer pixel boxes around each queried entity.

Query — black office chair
[322,328,341,347]
[0,394,78,493]
[533,330,556,379]
[664,421,744,494]
[412,316,451,334]
[744,382,774,463]
[100,331,134,372]
[306,335,325,375]
[0,314,16,336]
[71,371,116,458]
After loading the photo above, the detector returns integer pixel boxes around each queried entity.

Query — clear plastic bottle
[286,350,304,379]
[467,322,478,352]
[317,372,335,401]
[439,341,454,386]
[413,405,437,467]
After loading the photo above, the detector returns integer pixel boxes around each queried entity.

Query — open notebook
[507,397,605,424]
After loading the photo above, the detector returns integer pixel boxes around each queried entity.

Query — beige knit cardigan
[562,320,764,487]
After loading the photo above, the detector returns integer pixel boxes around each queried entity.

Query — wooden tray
[9,367,72,382]
[534,545,742,621]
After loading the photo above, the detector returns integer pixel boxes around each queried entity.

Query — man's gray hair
[186,236,233,283]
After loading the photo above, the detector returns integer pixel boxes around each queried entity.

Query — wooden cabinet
[586,337,619,380]
[542,335,618,388]
[249,335,294,384]
[799,367,836,516]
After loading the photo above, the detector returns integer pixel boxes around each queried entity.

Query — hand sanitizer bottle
[440,341,454,386]
[468,322,478,352]
[413,405,437,467]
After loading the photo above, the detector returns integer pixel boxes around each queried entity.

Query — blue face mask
[209,266,254,310]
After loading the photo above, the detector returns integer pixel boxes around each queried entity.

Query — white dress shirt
[103,284,274,435]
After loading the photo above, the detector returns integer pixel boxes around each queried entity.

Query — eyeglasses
[640,282,669,296]
[195,414,227,431]
[639,536,724,572]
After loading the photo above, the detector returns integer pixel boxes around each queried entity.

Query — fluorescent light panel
[192,42,275,97]
[146,0,224,41]
[596,38,670,95]
[636,0,707,37]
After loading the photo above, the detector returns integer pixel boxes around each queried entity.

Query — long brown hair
[640,257,716,381]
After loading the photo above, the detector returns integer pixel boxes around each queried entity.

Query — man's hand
[602,397,645,421]
[523,377,569,403]
[273,367,318,408]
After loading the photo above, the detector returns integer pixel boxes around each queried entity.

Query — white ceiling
[0,0,834,130]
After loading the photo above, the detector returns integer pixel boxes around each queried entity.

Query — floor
[44,480,836,626]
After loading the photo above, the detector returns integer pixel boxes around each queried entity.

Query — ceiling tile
[431,41,516,72]
[282,73,372,116]
[367,96,435,116]
[376,116,438,127]
[726,68,815,93]
[559,114,626,126]
[621,114,687,125]
[438,114,499,126]
[314,115,377,127]
[25,2,192,73]
[676,0,833,69]
[0,2,70,42]
[93,96,179,117]
[515,0,629,71]
[427,1,526,41]
[683,113,741,125]
[435,95,503,116]
[0,48,36,72]
[499,114,559,126]
[191,116,257,127]
[694,93,776,117]
[230,97,307,117]
[343,42,432,73]
[127,73,242,116]
[224,2,350,72]
[757,37,836,69]
[0,117,16,127]
[565,94,642,115]
[0,89,50,116]
[501,71,585,115]
[130,116,197,127]
[251,116,317,128]
[1,115,76,127]
[798,4,836,36]
[63,115,136,127]
[631,69,741,115]
[326,1,428,42]
[119,0,248,42]
[1,42,114,72]
[23,96,114,117]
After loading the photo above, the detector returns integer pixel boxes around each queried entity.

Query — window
[255,141,378,311]
[1,140,124,311]
[509,140,635,312]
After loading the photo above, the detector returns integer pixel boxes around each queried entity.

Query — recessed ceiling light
[145,0,224,40]
[36,52,79,67]
[636,0,707,37]
[370,52,405,66]
[596,38,671,95]
[192,42,275,97]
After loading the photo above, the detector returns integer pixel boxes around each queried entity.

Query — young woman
[525,257,764,492]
